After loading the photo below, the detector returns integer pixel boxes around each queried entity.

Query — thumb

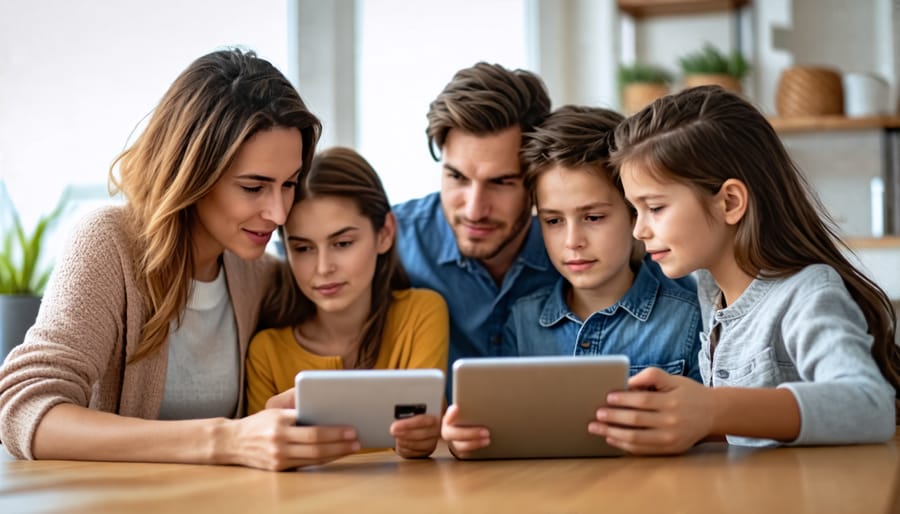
[627,367,673,391]
[443,404,460,425]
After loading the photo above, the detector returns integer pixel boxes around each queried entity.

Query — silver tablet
[294,369,445,448]
[452,355,629,459]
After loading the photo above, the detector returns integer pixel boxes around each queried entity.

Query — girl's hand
[222,408,359,471]
[264,388,296,409]
[440,404,490,458]
[588,367,714,455]
[390,414,441,458]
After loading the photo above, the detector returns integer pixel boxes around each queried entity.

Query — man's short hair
[426,62,551,162]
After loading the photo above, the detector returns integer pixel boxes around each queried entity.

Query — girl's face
[193,127,303,279]
[535,166,635,299]
[620,162,732,279]
[284,195,393,316]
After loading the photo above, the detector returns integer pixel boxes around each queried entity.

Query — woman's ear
[377,212,396,254]
[716,178,749,226]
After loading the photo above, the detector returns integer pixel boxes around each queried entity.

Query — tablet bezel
[294,368,445,449]
[451,355,629,459]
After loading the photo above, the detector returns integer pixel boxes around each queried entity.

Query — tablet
[295,369,445,448]
[452,355,629,459]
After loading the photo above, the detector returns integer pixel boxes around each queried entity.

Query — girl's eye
[648,206,664,213]
[241,185,263,194]
[291,245,312,253]
[542,217,561,226]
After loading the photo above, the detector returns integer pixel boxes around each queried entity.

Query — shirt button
[715,369,730,379]
[490,335,501,345]
[579,341,591,349]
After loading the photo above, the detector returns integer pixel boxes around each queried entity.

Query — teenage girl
[247,146,449,459]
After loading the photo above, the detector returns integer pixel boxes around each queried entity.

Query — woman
[0,49,359,471]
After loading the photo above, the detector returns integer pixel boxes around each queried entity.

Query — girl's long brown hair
[109,48,321,362]
[258,147,409,369]
[609,85,900,394]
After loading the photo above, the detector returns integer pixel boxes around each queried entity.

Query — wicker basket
[776,67,844,117]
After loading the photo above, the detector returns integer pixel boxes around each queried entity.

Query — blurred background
[1,0,898,299]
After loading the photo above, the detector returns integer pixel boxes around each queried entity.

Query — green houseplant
[618,62,674,115]
[0,183,67,360]
[678,42,749,93]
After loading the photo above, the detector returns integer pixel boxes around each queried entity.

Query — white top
[158,267,240,420]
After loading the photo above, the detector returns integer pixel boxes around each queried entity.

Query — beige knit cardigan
[0,206,277,458]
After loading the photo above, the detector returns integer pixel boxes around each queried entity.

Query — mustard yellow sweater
[246,288,449,414]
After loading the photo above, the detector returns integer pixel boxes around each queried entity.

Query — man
[393,62,560,390]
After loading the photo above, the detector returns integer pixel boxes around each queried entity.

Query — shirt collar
[539,259,660,326]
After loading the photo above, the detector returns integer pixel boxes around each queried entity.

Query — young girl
[441,105,703,456]
[0,49,358,471]
[590,85,899,453]
[247,146,449,459]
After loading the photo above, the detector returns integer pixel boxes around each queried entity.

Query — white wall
[0,0,289,228]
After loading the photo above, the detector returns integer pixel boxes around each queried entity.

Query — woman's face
[284,195,393,317]
[193,126,304,279]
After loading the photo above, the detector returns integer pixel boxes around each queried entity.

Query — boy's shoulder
[639,258,698,304]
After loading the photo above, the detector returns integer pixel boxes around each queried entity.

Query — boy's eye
[283,181,297,189]
[585,214,605,222]
[292,245,313,253]
[542,217,561,226]
[335,240,354,248]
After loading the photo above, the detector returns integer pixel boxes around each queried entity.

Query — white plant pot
[0,295,41,363]
[842,73,890,117]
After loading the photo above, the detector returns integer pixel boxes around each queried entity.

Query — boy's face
[535,166,636,300]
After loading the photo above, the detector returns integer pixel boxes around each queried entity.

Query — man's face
[439,126,531,267]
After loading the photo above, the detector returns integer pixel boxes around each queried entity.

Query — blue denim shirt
[504,256,703,382]
[393,193,560,391]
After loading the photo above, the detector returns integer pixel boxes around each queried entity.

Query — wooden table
[2,432,898,514]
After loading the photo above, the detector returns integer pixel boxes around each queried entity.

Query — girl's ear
[376,212,396,254]
[717,178,749,226]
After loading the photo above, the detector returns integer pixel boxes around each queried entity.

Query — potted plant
[678,42,749,94]
[618,62,674,115]
[0,183,66,361]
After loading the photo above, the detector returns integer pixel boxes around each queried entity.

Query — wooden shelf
[846,236,900,249]
[769,115,900,134]
[617,0,750,18]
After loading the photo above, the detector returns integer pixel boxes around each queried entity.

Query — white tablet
[452,355,629,459]
[294,369,445,448]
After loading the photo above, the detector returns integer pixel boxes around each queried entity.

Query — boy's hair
[260,147,409,369]
[521,105,625,204]
[609,85,900,393]
[109,48,322,362]
[426,62,551,162]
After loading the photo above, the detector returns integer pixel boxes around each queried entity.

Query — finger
[390,414,438,435]
[284,439,362,462]
[441,423,489,442]
[598,423,682,453]
[394,424,441,444]
[448,437,490,455]
[443,404,460,425]
[626,367,669,390]
[596,405,670,429]
[287,425,358,444]
[396,435,439,454]
[265,388,296,409]
[604,390,665,410]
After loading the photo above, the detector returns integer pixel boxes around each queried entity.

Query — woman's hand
[390,414,441,458]
[588,367,714,455]
[440,404,490,458]
[220,408,359,471]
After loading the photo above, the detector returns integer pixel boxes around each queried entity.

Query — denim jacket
[504,256,703,382]
[695,266,895,447]
[393,193,560,393]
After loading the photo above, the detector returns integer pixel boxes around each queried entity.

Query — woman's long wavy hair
[109,48,322,362]
[609,85,900,395]
[259,147,409,369]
